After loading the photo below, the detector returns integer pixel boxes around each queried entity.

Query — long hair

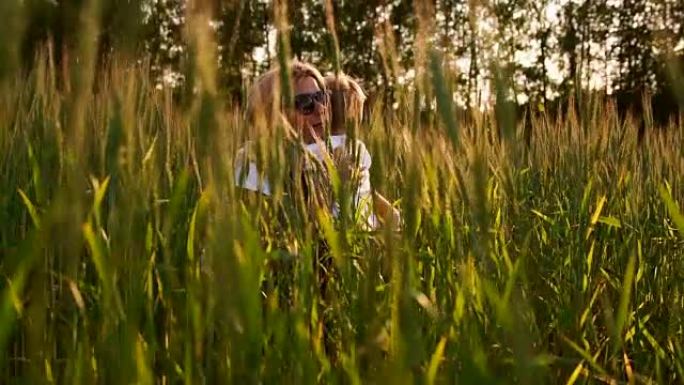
[324,73,366,134]
[245,60,327,139]
[241,61,334,213]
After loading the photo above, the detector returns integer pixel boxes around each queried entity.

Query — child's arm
[332,140,402,230]
[372,192,401,230]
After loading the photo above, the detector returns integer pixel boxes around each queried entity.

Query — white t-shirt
[234,134,378,229]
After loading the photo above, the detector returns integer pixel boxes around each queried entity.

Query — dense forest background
[7,0,684,120]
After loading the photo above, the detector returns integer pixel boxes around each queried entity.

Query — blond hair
[324,73,366,134]
[246,60,327,136]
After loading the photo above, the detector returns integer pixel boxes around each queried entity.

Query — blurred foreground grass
[1,40,684,385]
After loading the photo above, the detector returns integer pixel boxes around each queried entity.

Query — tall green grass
[2,13,684,385]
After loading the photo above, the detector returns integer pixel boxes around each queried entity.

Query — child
[324,73,401,229]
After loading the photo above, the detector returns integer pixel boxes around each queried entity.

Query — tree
[614,0,656,93]
[143,0,186,87]
[216,0,269,100]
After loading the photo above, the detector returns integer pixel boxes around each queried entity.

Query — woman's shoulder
[331,134,368,150]
[334,134,372,168]
[354,135,372,167]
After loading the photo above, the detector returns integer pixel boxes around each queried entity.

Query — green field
[2,0,684,379]
[1,49,683,384]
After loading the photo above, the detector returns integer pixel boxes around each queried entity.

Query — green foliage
[0,0,24,82]
[2,43,684,383]
[2,1,684,384]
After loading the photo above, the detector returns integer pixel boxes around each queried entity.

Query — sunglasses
[294,90,328,115]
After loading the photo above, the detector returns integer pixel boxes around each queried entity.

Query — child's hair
[246,60,327,135]
[324,73,366,134]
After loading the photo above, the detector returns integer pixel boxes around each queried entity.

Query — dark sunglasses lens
[295,95,315,114]
[295,91,329,115]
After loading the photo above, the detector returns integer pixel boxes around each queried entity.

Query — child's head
[324,73,366,134]
[246,60,329,143]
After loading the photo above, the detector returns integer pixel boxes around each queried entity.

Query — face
[291,76,329,144]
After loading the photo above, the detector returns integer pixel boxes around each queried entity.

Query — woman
[235,61,380,229]
[235,63,392,359]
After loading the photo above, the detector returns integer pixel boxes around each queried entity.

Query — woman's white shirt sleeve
[234,136,379,229]
[234,146,271,195]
